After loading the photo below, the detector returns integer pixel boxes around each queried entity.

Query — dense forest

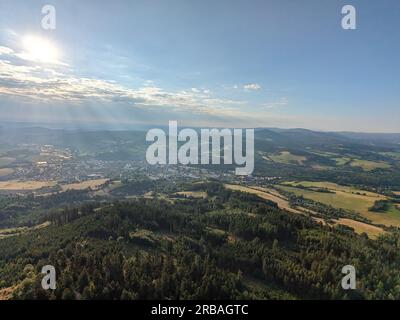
[1,183,399,300]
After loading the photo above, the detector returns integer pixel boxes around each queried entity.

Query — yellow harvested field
[143,191,154,198]
[0,285,16,300]
[224,183,387,240]
[0,180,56,191]
[279,184,385,214]
[224,184,303,214]
[283,181,384,198]
[61,179,109,191]
[0,168,14,176]
[334,218,385,239]
[279,181,400,227]
[311,165,332,171]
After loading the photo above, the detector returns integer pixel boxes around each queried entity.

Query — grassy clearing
[206,226,227,235]
[282,181,382,197]
[60,179,109,191]
[0,285,17,300]
[362,203,400,227]
[269,151,306,165]
[309,152,390,171]
[175,191,207,199]
[0,221,51,239]
[92,180,122,197]
[0,180,56,191]
[311,164,332,171]
[310,151,340,157]
[278,185,380,213]
[333,218,385,239]
[224,184,303,214]
[278,181,400,227]
[349,159,391,171]
[332,157,352,166]
[220,183,387,239]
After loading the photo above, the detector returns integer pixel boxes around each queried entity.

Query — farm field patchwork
[278,181,400,227]
[0,221,50,239]
[268,151,306,165]
[60,179,109,191]
[175,191,207,199]
[349,159,391,171]
[225,184,305,215]
[224,183,385,239]
[0,180,57,191]
[333,218,385,239]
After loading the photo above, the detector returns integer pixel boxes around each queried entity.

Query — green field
[269,151,306,165]
[349,159,391,171]
[278,185,380,214]
[309,150,393,171]
[175,191,207,199]
[282,181,380,196]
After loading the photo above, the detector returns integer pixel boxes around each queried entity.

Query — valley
[0,126,400,300]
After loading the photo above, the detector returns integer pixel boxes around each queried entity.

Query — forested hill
[1,183,399,300]
[1,126,399,150]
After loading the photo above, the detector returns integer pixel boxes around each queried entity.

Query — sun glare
[22,35,60,64]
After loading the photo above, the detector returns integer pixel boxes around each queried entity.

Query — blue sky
[0,0,399,131]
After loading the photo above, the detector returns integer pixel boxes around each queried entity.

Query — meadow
[224,184,303,214]
[60,179,109,191]
[349,159,391,171]
[278,181,400,227]
[268,151,306,165]
[224,184,386,238]
[333,218,385,239]
[175,191,207,199]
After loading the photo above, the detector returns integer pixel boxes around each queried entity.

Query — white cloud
[0,45,246,118]
[244,83,261,91]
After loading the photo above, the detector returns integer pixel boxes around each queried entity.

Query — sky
[0,0,399,132]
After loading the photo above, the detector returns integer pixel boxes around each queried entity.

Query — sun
[22,35,60,64]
